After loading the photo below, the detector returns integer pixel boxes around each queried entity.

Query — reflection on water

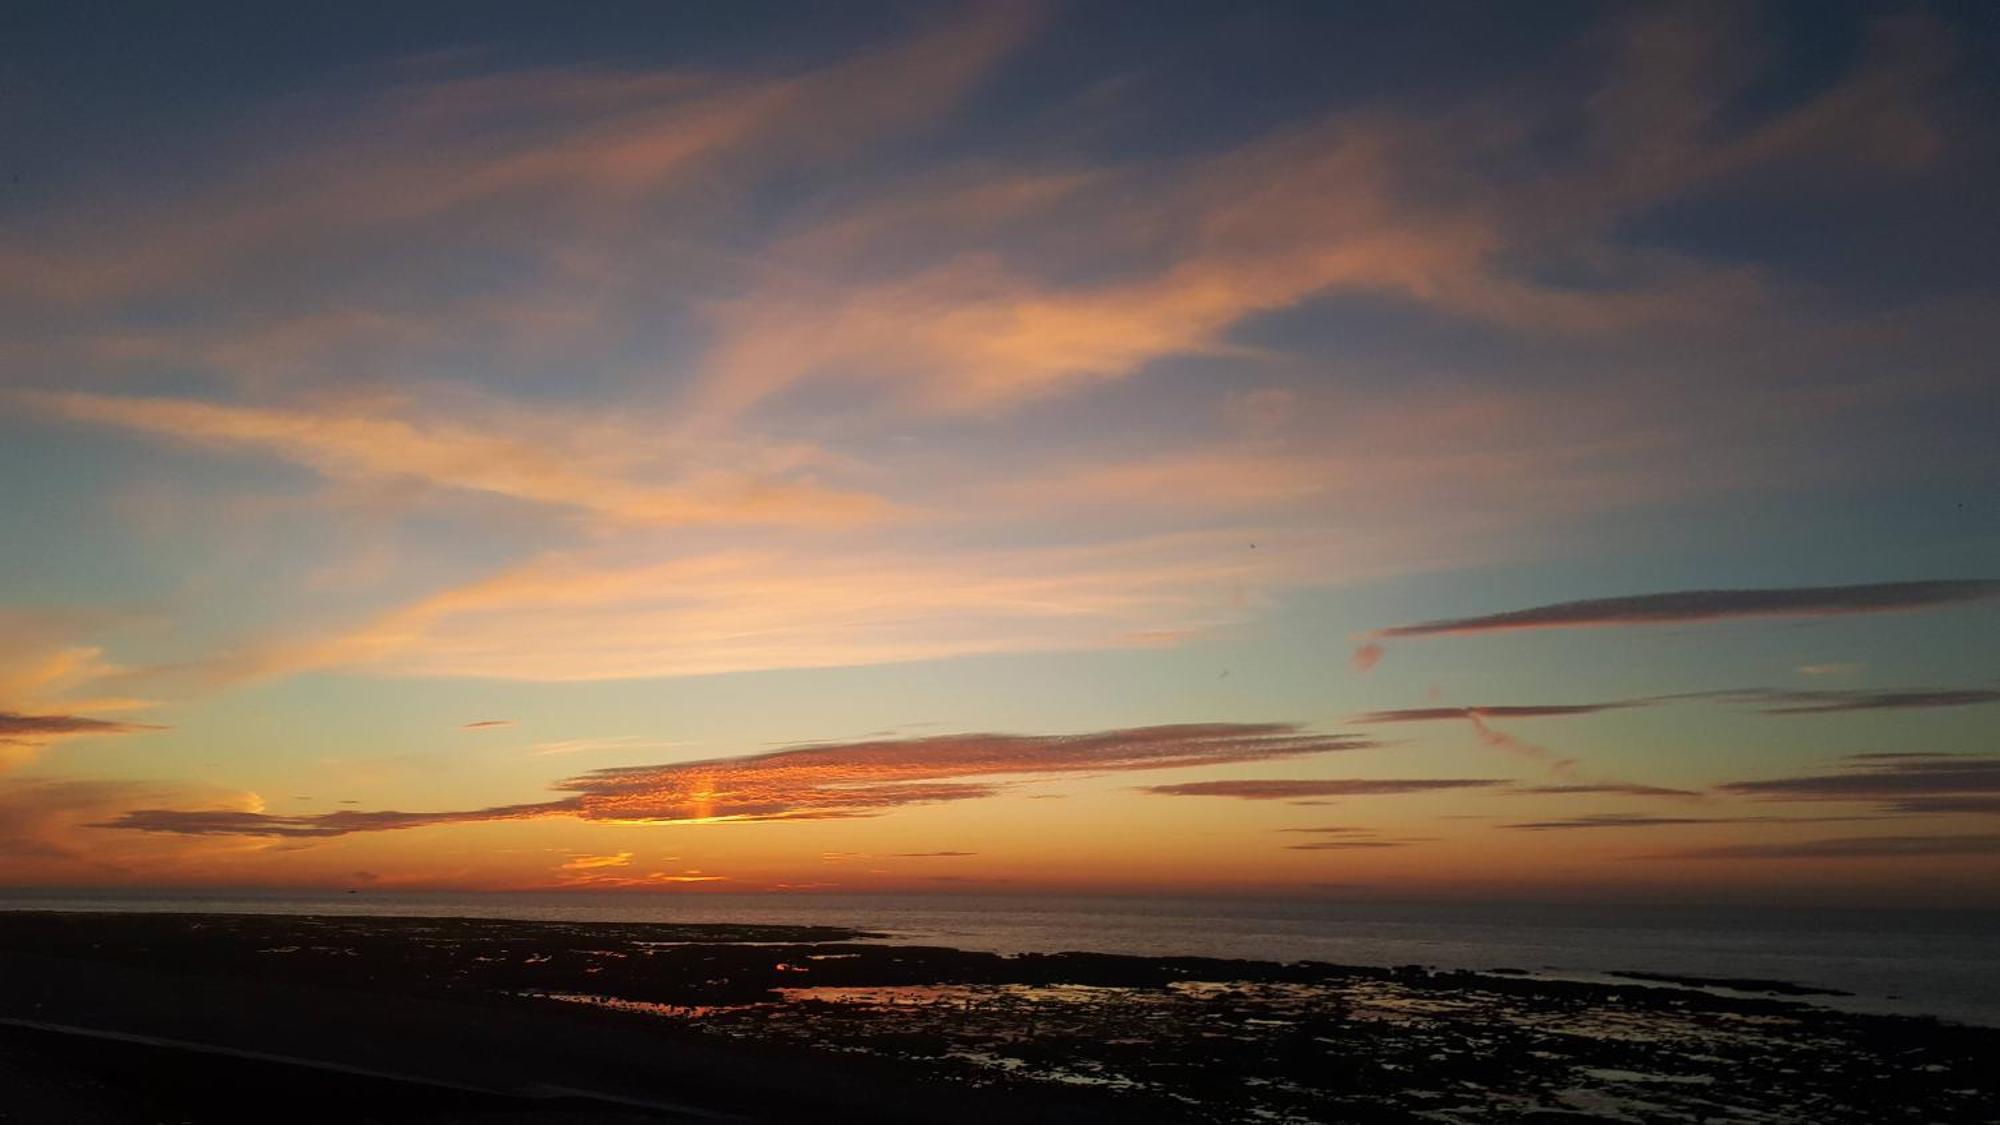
[523,974,1984,1124]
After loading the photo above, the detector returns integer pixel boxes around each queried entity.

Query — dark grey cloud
[1742,688,2000,714]
[1371,580,2000,639]
[1503,812,1870,831]
[1351,683,2000,729]
[1655,834,2000,860]
[1514,783,1702,798]
[1717,754,2000,813]
[1354,703,1639,723]
[1143,778,1503,800]
[0,710,162,742]
[1505,813,1739,830]
[1885,796,2000,815]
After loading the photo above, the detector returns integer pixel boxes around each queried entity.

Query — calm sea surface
[4,890,1995,1026]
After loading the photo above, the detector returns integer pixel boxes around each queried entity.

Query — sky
[1,0,1996,906]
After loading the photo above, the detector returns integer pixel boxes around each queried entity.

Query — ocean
[4,889,1995,1026]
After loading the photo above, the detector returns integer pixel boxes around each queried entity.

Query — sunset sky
[2,0,1996,905]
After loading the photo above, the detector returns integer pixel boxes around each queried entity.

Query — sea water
[4,889,1994,1026]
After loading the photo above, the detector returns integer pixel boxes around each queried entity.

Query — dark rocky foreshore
[0,910,1990,1123]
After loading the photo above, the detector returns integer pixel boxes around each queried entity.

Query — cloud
[1504,813,1802,831]
[0,711,162,743]
[1353,703,1641,723]
[894,851,977,858]
[1513,783,1703,798]
[1885,797,2000,815]
[0,776,292,882]
[560,724,1374,823]
[462,719,514,730]
[1365,579,1999,644]
[1797,663,1864,677]
[23,391,892,530]
[686,2,1951,423]
[1742,688,2000,714]
[559,851,633,871]
[1349,685,2000,728]
[1142,778,1502,801]
[1279,826,1431,851]
[2,3,1041,309]
[97,722,1371,835]
[1355,580,2000,666]
[93,799,575,838]
[552,867,728,888]
[1655,835,2000,860]
[528,736,689,756]
[1464,714,1581,776]
[202,530,1324,684]
[1285,840,1418,851]
[1716,754,2000,814]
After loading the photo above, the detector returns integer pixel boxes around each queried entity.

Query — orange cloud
[194,529,1315,684]
[97,722,1372,836]
[558,851,634,871]
[684,6,1951,423]
[23,391,892,529]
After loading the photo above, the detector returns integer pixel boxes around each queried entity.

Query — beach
[0,910,1990,1123]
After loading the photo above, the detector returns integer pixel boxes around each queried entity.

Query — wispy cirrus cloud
[96,723,1372,836]
[194,530,1316,684]
[1,2,1041,311]
[687,3,1950,422]
[22,391,892,529]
